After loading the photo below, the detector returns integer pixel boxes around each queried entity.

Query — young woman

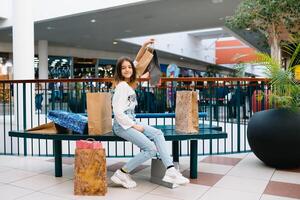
[111,39,189,189]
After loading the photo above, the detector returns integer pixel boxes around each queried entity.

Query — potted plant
[246,37,300,168]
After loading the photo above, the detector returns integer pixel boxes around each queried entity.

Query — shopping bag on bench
[27,122,67,134]
[86,92,112,135]
[175,91,199,133]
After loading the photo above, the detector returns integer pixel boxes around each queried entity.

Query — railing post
[236,81,241,152]
[209,81,213,128]
[22,83,27,156]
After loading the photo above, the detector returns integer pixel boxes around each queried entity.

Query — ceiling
[0,0,243,65]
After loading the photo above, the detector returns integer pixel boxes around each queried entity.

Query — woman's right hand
[142,38,155,47]
[132,124,145,133]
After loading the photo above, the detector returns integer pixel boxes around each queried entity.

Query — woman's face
[121,60,133,80]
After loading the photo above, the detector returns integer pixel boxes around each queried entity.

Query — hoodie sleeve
[112,82,135,129]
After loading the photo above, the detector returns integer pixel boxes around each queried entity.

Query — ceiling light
[90,19,96,23]
[46,26,55,30]
[113,41,118,45]
[124,29,132,33]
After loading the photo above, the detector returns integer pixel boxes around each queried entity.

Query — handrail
[0,77,270,84]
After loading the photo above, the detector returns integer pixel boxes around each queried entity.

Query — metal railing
[0,77,270,157]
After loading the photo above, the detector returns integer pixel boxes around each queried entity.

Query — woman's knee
[153,129,164,140]
[144,145,157,157]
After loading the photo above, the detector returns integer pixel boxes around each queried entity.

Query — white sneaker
[162,167,190,185]
[111,169,137,189]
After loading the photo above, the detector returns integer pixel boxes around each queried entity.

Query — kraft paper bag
[27,122,59,134]
[136,48,154,77]
[87,93,112,135]
[74,148,107,196]
[175,91,199,133]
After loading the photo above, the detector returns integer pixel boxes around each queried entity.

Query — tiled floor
[0,153,300,200]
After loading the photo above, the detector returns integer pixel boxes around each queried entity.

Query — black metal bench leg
[172,141,179,162]
[190,140,198,179]
[53,140,62,177]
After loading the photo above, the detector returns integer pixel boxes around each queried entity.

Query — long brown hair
[113,57,137,88]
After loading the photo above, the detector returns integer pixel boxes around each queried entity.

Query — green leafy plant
[256,52,299,110]
[249,37,300,110]
[226,0,300,63]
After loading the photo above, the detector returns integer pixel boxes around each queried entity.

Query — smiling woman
[110,39,189,189]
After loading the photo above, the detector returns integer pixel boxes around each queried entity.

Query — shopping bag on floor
[74,139,107,196]
[86,92,112,135]
[175,91,199,133]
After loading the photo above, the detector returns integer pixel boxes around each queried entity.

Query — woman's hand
[143,38,155,47]
[132,124,145,133]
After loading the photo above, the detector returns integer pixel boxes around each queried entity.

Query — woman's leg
[136,122,173,168]
[137,122,190,185]
[113,124,157,173]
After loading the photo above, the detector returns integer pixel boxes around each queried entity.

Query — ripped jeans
[113,119,173,173]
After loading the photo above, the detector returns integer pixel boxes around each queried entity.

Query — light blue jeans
[113,118,173,173]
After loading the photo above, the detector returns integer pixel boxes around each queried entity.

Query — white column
[38,40,48,79]
[12,0,35,152]
[13,0,34,80]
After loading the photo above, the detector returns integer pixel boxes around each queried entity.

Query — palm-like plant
[255,37,300,110]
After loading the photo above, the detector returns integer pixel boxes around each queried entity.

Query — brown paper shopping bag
[74,148,107,196]
[27,122,69,134]
[135,47,154,77]
[27,122,58,134]
[175,91,199,133]
[87,93,112,135]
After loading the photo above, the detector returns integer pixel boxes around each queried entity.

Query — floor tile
[7,158,54,173]
[150,183,209,200]
[11,174,69,191]
[214,175,269,194]
[227,165,275,180]
[47,157,74,165]
[16,192,68,200]
[221,153,249,159]
[42,165,74,179]
[103,186,145,200]
[139,193,178,200]
[182,170,224,186]
[261,194,299,200]
[0,184,34,200]
[199,187,261,200]
[0,169,37,183]
[198,162,233,175]
[235,153,265,168]
[0,165,12,173]
[264,181,300,199]
[271,170,300,185]
[201,156,242,166]
[42,179,145,200]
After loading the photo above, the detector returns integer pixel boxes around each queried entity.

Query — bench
[8,112,227,179]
